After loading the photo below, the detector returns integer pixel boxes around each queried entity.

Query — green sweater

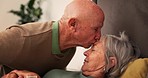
[43,69,92,78]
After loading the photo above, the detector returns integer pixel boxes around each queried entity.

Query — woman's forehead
[94,36,106,45]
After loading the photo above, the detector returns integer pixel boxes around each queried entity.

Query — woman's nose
[84,50,89,56]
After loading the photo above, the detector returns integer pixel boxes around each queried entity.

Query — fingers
[12,70,40,78]
[2,72,19,78]
[2,70,40,78]
[18,75,24,78]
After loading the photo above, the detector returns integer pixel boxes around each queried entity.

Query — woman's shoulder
[120,58,148,78]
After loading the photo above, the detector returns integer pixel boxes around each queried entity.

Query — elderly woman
[43,32,141,78]
[81,32,140,78]
[3,32,148,78]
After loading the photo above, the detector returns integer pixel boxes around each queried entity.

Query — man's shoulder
[6,21,54,36]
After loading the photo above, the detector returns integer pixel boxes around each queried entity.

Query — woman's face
[81,37,106,78]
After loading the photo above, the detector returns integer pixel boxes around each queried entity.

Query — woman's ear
[109,57,117,68]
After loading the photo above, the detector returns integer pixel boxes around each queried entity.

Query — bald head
[59,0,105,49]
[62,0,104,23]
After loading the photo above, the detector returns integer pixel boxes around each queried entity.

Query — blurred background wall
[98,0,148,58]
[0,0,29,31]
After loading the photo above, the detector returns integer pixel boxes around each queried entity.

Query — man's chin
[83,44,92,48]
[79,44,92,48]
[84,46,90,49]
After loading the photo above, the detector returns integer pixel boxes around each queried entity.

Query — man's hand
[2,70,41,78]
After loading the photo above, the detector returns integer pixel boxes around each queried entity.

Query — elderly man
[0,0,104,77]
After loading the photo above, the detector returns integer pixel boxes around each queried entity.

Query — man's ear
[68,18,77,32]
[109,57,117,68]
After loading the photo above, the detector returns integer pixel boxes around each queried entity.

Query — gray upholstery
[98,0,148,57]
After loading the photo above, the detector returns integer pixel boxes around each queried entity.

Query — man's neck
[59,21,77,51]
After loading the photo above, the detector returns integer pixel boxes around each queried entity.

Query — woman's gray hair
[103,32,140,78]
